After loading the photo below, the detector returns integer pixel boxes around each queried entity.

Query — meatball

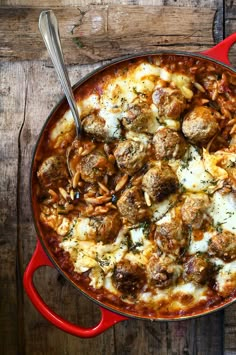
[117,186,148,223]
[114,139,147,175]
[154,217,188,256]
[182,106,220,144]
[208,231,236,261]
[153,127,187,160]
[181,193,210,229]
[147,255,182,288]
[152,87,186,120]
[80,150,115,183]
[113,260,146,294]
[82,113,106,142]
[90,212,122,243]
[122,104,152,133]
[183,254,213,284]
[142,164,178,202]
[37,155,68,188]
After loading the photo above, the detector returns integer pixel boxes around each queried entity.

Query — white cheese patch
[125,227,154,265]
[89,267,104,289]
[172,282,207,303]
[59,239,80,262]
[74,252,98,273]
[72,218,95,240]
[203,149,228,180]
[134,63,161,81]
[50,110,74,142]
[210,257,226,267]
[130,227,144,245]
[177,146,214,192]
[124,252,148,267]
[104,276,120,295]
[77,94,100,117]
[95,241,127,273]
[188,231,213,255]
[152,194,177,222]
[170,73,193,99]
[60,239,97,272]
[139,289,168,303]
[208,191,236,233]
[216,260,236,296]
[146,115,160,134]
[163,119,181,131]
[125,131,150,146]
[57,217,70,236]
[99,108,122,139]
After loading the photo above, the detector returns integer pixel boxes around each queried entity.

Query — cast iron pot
[24,33,236,337]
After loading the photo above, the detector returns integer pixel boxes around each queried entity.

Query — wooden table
[1,1,236,354]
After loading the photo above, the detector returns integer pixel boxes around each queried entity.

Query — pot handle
[201,33,236,66]
[23,241,127,338]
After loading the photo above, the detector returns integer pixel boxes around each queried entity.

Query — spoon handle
[39,10,82,138]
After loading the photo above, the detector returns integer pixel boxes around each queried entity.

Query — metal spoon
[39,10,82,139]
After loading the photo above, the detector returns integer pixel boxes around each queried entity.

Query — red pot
[24,33,236,338]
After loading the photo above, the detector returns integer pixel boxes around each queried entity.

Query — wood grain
[0,62,28,355]
[225,1,236,67]
[0,5,217,64]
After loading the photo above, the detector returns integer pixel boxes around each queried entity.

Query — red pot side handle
[201,33,236,66]
[23,241,127,338]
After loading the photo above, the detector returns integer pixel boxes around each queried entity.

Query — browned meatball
[153,127,187,160]
[154,217,188,256]
[147,255,181,288]
[113,260,146,294]
[114,139,147,175]
[182,106,220,144]
[90,212,122,243]
[82,113,106,142]
[117,186,148,223]
[142,164,178,202]
[80,151,115,183]
[122,104,152,133]
[183,254,213,284]
[152,87,186,120]
[37,156,68,188]
[181,193,210,229]
[208,231,236,261]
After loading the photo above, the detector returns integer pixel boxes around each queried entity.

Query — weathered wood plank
[0,0,221,6]
[224,304,236,355]
[0,62,29,355]
[0,5,217,64]
[225,1,236,67]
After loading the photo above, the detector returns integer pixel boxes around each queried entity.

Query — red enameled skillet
[24,33,236,338]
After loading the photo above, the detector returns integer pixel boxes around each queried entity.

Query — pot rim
[30,49,236,321]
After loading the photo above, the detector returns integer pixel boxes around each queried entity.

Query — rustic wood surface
[0,0,236,354]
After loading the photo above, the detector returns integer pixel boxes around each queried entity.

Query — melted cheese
[38,55,236,318]
[50,110,74,144]
[152,194,177,221]
[188,231,213,255]
[77,94,100,117]
[203,149,228,180]
[216,261,236,297]
[208,191,236,233]
[125,131,150,146]
[177,146,214,192]
[99,108,122,139]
